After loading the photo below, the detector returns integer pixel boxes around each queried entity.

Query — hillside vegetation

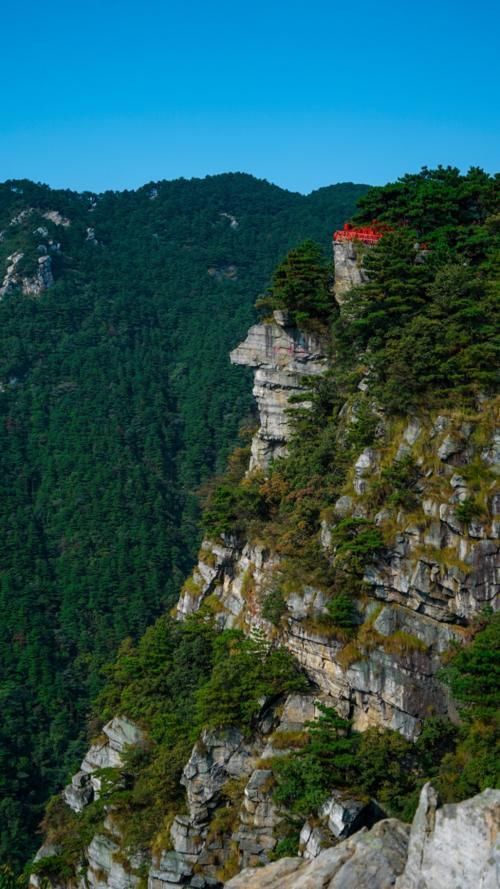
[0,174,367,866]
[31,167,499,883]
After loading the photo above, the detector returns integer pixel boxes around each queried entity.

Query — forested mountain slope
[0,174,368,865]
[25,167,499,889]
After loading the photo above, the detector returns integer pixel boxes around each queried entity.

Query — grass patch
[269,730,309,750]
[382,630,429,657]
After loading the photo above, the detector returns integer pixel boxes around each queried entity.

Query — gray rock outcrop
[230,311,327,470]
[225,784,500,889]
[0,251,54,296]
[63,716,144,810]
[333,240,368,301]
[396,783,500,889]
[225,818,410,889]
[150,696,319,885]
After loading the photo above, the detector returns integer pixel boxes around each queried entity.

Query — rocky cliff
[229,309,327,471]
[225,783,500,889]
[332,239,368,301]
[178,311,498,741]
[30,239,499,888]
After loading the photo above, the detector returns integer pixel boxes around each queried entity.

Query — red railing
[333,222,390,246]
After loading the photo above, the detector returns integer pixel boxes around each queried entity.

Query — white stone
[396,783,500,889]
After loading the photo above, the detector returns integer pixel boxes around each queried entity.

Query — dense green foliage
[256,239,332,326]
[195,628,307,730]
[0,174,368,866]
[343,166,500,410]
[438,611,500,798]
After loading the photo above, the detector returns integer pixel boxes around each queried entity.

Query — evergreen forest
[0,173,368,866]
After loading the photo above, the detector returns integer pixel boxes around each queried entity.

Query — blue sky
[1,0,498,193]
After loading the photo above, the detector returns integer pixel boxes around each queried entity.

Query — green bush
[379,455,420,510]
[257,240,333,326]
[262,587,288,626]
[202,476,267,537]
[196,629,308,731]
[273,705,360,817]
[325,592,358,630]
[331,518,384,568]
[440,611,500,721]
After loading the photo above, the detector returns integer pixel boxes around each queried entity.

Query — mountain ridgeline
[0,174,369,866]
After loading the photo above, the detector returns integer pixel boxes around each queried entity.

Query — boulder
[64,716,144,808]
[319,791,369,839]
[354,448,378,495]
[396,783,500,889]
[62,769,93,812]
[299,821,332,860]
[225,818,410,888]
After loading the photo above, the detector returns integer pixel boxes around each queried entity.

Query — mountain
[0,173,369,865]
[25,166,500,889]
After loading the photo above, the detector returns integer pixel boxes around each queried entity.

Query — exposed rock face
[0,251,24,295]
[147,696,317,886]
[41,696,330,889]
[396,784,500,889]
[177,538,241,621]
[333,240,368,301]
[225,818,410,889]
[63,716,144,811]
[175,363,498,737]
[230,311,327,470]
[299,821,332,860]
[319,792,373,840]
[225,784,500,889]
[0,251,54,296]
[175,517,491,739]
[23,255,54,294]
[85,833,143,889]
[181,728,256,825]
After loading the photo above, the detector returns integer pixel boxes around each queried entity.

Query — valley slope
[0,174,368,865]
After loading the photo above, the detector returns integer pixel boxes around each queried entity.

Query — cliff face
[179,311,498,740]
[229,310,327,471]
[332,240,367,301]
[224,784,500,889]
[30,247,499,888]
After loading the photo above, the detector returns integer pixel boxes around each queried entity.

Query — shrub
[331,518,384,571]
[454,497,482,524]
[196,629,308,731]
[440,611,500,721]
[273,705,360,817]
[325,592,358,631]
[202,475,267,537]
[262,587,287,626]
[380,455,420,510]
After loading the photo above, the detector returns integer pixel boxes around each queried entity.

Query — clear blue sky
[1,0,498,193]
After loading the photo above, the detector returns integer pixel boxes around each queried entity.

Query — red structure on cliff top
[333,222,390,245]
